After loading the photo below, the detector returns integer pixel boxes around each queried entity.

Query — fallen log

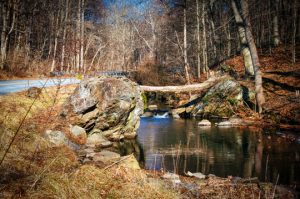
[139,75,229,93]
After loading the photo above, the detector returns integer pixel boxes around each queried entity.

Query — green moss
[141,92,147,109]
[228,98,238,106]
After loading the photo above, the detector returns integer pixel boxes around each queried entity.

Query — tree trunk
[196,0,201,80]
[140,75,228,93]
[183,1,191,84]
[80,0,85,73]
[202,0,208,75]
[51,10,61,72]
[273,0,280,46]
[231,0,254,76]
[61,0,69,70]
[1,0,16,70]
[76,0,81,72]
[292,0,297,64]
[240,0,265,114]
[0,2,8,70]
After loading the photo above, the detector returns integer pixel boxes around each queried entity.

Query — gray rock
[216,121,232,126]
[162,172,181,184]
[70,125,86,137]
[98,141,113,148]
[187,171,206,179]
[191,79,254,118]
[93,150,120,163]
[162,172,180,179]
[141,111,153,118]
[198,119,211,126]
[61,77,144,141]
[44,130,68,146]
[229,117,247,126]
[86,133,106,147]
[172,113,181,119]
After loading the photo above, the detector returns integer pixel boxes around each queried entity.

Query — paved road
[0,71,132,95]
[0,78,80,95]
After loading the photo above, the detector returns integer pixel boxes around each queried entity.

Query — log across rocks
[140,75,228,93]
[61,76,144,141]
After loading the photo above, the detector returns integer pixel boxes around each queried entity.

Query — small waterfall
[153,112,169,118]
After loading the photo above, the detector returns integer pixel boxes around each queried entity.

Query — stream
[136,117,300,188]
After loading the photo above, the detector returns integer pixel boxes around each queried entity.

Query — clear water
[136,117,300,187]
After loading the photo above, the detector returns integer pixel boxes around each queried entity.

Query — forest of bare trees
[0,0,299,79]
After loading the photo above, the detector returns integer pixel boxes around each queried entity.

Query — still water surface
[137,117,300,187]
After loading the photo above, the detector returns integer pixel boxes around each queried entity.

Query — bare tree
[240,0,265,113]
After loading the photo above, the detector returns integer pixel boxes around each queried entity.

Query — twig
[0,78,50,167]
[30,157,58,190]
[272,174,279,199]
[104,154,133,170]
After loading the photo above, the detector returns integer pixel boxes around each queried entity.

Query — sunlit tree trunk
[80,0,85,73]
[75,0,81,72]
[272,0,280,47]
[183,0,191,84]
[51,6,61,72]
[240,0,265,114]
[196,0,201,80]
[292,0,297,64]
[61,0,69,70]
[231,0,254,76]
[202,0,208,75]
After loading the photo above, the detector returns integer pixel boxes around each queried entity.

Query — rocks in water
[27,87,42,98]
[216,117,247,127]
[198,119,211,126]
[216,121,232,127]
[172,113,181,119]
[61,76,144,141]
[93,150,120,163]
[188,79,254,118]
[186,171,206,179]
[44,130,68,146]
[171,108,185,119]
[141,111,153,118]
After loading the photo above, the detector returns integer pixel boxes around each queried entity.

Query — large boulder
[61,77,144,141]
[190,79,254,118]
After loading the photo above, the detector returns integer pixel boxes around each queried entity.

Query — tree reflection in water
[135,117,300,187]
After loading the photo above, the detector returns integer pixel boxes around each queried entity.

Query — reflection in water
[137,118,300,187]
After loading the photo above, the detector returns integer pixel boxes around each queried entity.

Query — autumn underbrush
[0,85,181,198]
[223,46,300,128]
[133,59,188,86]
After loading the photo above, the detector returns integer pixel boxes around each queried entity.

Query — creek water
[136,117,300,187]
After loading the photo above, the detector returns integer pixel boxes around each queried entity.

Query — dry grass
[0,84,180,199]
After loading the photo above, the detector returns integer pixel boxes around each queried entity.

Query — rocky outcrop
[173,78,255,118]
[61,77,144,141]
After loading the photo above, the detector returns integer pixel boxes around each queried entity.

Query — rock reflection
[137,117,300,187]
